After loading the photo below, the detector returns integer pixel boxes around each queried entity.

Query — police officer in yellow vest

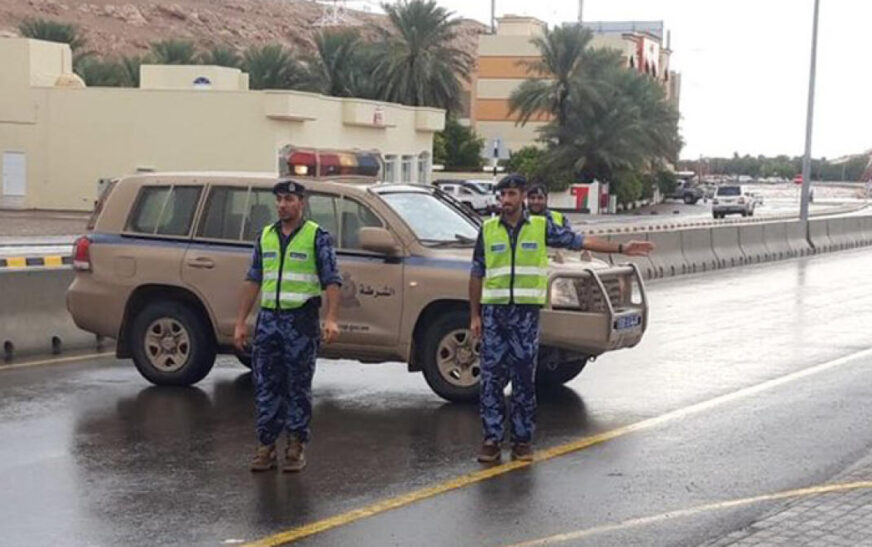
[526,183,568,228]
[469,174,653,463]
[234,179,341,472]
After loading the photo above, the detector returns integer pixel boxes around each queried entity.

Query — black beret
[494,174,527,191]
[272,178,306,196]
[527,184,548,197]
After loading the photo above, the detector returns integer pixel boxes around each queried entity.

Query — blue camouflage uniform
[471,213,584,443]
[246,221,341,446]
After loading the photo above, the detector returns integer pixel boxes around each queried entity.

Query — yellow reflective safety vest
[531,209,564,226]
[481,215,548,305]
[259,221,321,310]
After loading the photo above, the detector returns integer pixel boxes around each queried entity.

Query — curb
[0,255,72,269]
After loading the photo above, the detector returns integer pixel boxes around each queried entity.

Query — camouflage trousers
[479,304,540,443]
[252,308,320,446]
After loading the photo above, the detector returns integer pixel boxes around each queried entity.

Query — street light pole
[799,0,821,224]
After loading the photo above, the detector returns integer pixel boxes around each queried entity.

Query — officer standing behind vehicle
[234,179,341,473]
[469,174,653,463]
[526,182,569,228]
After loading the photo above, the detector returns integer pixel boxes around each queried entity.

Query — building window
[384,155,397,182]
[401,155,414,182]
[417,152,431,185]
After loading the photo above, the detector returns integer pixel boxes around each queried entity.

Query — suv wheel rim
[436,329,481,388]
[144,318,191,373]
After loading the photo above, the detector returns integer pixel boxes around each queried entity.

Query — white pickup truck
[433,180,498,214]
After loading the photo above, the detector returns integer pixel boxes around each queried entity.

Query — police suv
[67,148,649,402]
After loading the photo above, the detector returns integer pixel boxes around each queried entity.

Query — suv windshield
[379,191,479,245]
[717,186,741,196]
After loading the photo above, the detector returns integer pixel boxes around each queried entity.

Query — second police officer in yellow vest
[469,174,653,463]
[234,179,342,473]
[526,182,568,228]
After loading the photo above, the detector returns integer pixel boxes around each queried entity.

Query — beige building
[0,38,444,211]
[466,16,681,156]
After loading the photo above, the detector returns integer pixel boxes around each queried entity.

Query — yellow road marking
[5,256,26,268]
[505,480,872,546]
[245,346,872,546]
[0,352,114,371]
[43,255,64,267]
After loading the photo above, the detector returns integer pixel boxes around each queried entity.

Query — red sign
[793,174,803,185]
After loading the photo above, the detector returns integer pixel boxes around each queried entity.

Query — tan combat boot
[283,435,306,472]
[250,444,277,472]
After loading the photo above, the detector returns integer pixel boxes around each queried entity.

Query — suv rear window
[717,186,741,196]
[197,186,277,242]
[127,186,201,236]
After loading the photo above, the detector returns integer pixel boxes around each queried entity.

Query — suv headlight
[550,278,580,308]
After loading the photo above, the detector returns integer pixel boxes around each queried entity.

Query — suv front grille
[571,275,623,312]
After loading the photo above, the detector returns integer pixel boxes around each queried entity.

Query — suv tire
[420,309,480,403]
[683,194,696,205]
[130,300,216,386]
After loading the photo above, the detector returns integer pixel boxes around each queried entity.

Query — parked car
[665,180,705,205]
[712,185,755,218]
[67,168,649,402]
[433,180,498,213]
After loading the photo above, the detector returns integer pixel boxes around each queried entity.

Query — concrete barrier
[738,224,771,264]
[710,226,746,268]
[606,233,657,279]
[762,222,792,261]
[0,268,101,360]
[785,222,813,257]
[647,230,689,278]
[680,228,719,273]
[808,219,833,253]
[861,216,872,246]
[826,218,854,251]
[843,217,866,249]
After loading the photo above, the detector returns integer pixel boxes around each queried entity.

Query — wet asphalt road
[3,249,872,546]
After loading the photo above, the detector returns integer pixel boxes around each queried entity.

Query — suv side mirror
[359,227,401,255]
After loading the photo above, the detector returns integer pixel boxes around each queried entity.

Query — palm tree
[242,44,312,91]
[120,55,148,87]
[543,66,679,185]
[18,18,86,51]
[74,57,129,87]
[199,46,242,68]
[371,0,473,112]
[508,25,608,132]
[308,29,375,98]
[150,39,197,65]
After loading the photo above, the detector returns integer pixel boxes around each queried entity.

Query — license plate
[615,314,641,330]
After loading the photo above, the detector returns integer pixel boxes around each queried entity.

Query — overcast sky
[411,0,870,161]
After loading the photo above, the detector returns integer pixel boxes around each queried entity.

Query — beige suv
[67,172,648,401]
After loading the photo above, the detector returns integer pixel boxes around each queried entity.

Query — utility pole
[491,0,496,33]
[578,0,584,23]
[799,0,820,224]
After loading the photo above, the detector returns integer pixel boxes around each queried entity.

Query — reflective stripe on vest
[259,221,321,310]
[481,215,548,305]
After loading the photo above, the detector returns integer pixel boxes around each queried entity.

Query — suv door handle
[186,257,215,269]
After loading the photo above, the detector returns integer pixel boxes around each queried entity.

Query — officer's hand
[233,322,249,353]
[470,315,482,340]
[322,318,340,344]
[624,240,655,256]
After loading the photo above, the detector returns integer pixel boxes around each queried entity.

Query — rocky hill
[0,0,485,59]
